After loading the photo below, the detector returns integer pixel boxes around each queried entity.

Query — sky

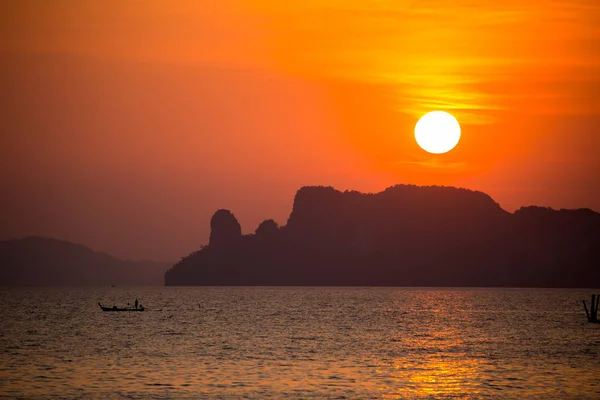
[1,0,599,261]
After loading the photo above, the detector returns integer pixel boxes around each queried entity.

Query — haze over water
[1,287,599,399]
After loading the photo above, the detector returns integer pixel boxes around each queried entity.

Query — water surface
[1,287,599,399]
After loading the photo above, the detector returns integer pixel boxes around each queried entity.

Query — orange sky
[1,0,599,260]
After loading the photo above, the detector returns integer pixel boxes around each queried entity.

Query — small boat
[98,302,144,312]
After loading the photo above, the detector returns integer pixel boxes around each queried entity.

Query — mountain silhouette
[0,237,170,286]
[165,185,600,287]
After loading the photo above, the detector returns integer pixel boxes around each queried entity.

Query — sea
[1,287,599,399]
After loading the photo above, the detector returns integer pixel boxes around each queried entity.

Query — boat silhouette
[98,302,144,312]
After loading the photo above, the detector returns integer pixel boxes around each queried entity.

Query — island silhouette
[166,184,600,287]
[0,237,170,286]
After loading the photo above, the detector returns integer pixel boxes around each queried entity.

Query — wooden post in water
[583,294,599,323]
[583,299,590,321]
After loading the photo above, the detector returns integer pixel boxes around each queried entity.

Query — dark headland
[166,185,600,287]
[0,237,170,286]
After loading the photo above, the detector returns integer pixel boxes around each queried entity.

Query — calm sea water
[1,287,599,399]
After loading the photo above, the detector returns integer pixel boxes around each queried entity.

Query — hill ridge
[166,184,600,287]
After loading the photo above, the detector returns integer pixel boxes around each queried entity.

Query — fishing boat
[98,302,144,312]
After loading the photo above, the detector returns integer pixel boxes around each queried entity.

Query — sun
[414,111,461,154]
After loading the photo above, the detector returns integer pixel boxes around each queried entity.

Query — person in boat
[135,299,138,309]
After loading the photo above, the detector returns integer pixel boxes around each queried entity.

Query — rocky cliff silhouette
[0,237,170,286]
[165,185,600,287]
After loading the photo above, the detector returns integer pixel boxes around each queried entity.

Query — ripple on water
[1,287,599,399]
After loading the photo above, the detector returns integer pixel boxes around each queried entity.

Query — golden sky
[1,0,599,259]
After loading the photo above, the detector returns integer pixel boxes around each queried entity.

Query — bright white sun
[414,111,461,154]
